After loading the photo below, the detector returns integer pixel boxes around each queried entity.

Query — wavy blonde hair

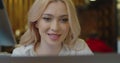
[18,0,81,48]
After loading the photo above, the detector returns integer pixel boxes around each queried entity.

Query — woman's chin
[46,39,62,46]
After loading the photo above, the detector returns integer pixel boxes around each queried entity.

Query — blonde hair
[18,0,81,48]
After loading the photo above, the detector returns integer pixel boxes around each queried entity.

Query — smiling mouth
[48,33,61,40]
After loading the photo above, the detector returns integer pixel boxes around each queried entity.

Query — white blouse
[12,39,93,56]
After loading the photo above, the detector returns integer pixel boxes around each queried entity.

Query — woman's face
[36,1,70,46]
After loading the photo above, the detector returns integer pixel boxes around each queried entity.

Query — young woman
[12,0,93,56]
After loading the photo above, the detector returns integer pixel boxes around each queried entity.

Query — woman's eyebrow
[43,14,53,17]
[59,15,68,18]
[43,14,68,18]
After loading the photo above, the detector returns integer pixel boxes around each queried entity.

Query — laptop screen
[0,0,16,46]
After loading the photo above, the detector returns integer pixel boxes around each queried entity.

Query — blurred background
[2,0,120,53]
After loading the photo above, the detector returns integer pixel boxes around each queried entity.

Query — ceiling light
[90,0,96,2]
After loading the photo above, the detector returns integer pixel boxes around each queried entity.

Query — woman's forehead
[42,1,68,16]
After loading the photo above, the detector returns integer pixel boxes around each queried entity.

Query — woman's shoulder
[73,39,86,50]
[12,44,34,56]
[60,39,93,56]
[70,38,94,55]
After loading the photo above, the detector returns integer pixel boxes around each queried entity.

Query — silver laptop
[0,53,119,63]
[10,54,120,63]
[0,0,16,46]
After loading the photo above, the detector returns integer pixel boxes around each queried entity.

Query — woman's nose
[50,20,59,32]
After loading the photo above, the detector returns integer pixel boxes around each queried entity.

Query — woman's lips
[48,34,61,40]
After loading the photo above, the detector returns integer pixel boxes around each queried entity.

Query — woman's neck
[36,41,62,56]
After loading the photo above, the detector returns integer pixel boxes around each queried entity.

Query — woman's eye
[60,18,68,23]
[42,17,52,22]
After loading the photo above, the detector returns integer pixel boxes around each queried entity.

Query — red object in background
[86,38,113,53]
